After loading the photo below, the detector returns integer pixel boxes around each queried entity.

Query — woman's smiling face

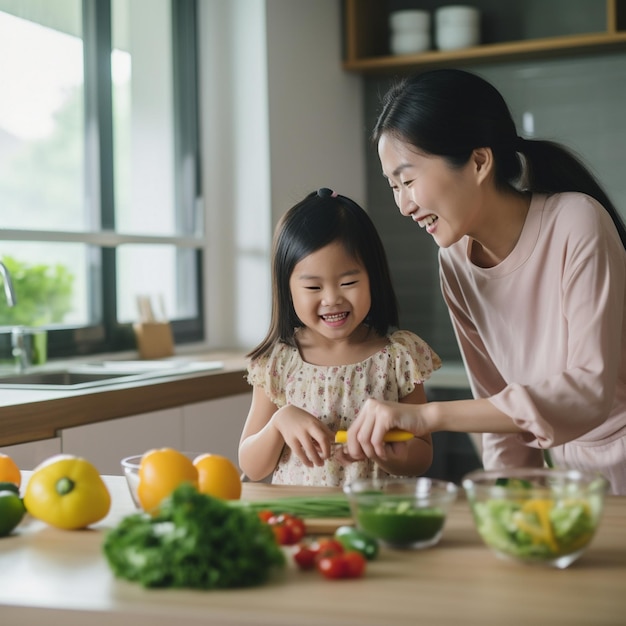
[378,132,484,249]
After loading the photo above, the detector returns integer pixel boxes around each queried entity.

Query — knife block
[133,322,175,359]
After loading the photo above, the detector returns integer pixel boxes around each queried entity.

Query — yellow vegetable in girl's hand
[23,454,111,530]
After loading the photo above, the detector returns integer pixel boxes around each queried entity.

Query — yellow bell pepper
[514,498,559,553]
[23,454,111,530]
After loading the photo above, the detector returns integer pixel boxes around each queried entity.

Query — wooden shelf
[343,0,626,74]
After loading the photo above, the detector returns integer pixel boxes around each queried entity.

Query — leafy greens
[103,483,285,589]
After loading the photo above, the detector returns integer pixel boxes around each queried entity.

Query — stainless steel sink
[0,370,135,387]
[0,360,223,390]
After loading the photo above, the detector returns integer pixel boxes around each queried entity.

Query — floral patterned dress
[246,330,441,486]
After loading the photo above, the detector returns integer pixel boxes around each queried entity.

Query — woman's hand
[346,398,428,461]
[271,406,335,467]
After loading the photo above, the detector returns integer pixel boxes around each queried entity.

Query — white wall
[198,0,365,351]
[265,0,366,219]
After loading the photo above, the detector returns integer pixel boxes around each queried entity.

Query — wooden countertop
[0,352,249,447]
[1,476,624,626]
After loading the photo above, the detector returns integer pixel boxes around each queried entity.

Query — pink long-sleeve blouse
[439,193,626,494]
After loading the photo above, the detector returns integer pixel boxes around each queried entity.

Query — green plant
[0,256,74,326]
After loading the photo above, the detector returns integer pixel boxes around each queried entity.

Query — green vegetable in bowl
[472,496,597,560]
[357,499,445,545]
[550,500,596,548]
[494,477,532,489]
[103,483,285,589]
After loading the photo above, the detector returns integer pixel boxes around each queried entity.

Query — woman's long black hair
[372,68,626,249]
[247,189,399,361]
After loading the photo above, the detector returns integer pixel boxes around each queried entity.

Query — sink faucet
[0,261,28,372]
[0,260,16,307]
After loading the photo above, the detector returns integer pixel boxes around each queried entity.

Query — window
[0,0,203,359]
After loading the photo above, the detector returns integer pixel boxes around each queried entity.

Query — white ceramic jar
[390,30,432,55]
[434,5,480,51]
[389,9,431,55]
[389,9,431,32]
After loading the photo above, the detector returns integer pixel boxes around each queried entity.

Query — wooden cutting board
[241,482,353,535]
[304,517,353,535]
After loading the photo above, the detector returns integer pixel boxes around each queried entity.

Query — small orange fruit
[137,448,198,513]
[193,453,242,500]
[0,453,21,488]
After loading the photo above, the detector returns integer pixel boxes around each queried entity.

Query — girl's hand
[271,406,335,467]
[332,445,361,466]
[346,398,427,461]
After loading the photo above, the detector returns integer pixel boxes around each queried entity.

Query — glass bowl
[462,467,609,569]
[343,477,458,549]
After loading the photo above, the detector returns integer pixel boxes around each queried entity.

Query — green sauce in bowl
[356,500,446,548]
[344,478,458,550]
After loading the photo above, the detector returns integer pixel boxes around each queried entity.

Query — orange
[0,453,21,488]
[136,448,198,513]
[193,453,242,500]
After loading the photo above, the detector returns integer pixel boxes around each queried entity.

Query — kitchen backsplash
[364,52,626,361]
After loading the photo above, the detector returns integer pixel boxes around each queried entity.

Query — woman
[346,69,626,494]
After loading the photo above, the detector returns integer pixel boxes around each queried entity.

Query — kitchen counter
[0,351,249,447]
[1,475,624,626]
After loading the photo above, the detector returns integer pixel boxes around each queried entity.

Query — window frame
[1,0,204,359]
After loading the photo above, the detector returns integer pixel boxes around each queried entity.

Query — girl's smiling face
[289,241,371,344]
[378,132,485,249]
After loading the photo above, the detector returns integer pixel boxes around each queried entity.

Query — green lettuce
[103,483,285,589]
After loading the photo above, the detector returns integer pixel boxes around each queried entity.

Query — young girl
[345,69,626,495]
[238,188,441,486]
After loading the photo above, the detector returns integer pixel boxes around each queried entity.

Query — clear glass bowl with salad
[462,467,609,569]
[343,477,458,549]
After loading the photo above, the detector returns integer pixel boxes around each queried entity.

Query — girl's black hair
[372,68,626,249]
[247,189,399,360]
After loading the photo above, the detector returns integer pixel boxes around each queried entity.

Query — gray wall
[363,52,626,361]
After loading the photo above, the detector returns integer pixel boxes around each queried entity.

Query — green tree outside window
[0,256,74,327]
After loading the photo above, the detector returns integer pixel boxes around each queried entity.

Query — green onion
[229,495,351,519]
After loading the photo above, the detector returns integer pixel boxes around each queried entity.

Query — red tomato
[267,513,306,545]
[257,509,274,523]
[312,538,344,563]
[342,551,367,578]
[317,554,347,579]
[282,514,306,543]
[293,544,317,570]
[271,524,293,546]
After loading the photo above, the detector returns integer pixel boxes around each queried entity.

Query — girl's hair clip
[317,187,338,198]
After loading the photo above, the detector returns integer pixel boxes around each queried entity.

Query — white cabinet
[61,408,184,475]
[182,392,251,469]
[58,393,251,476]
[0,437,62,471]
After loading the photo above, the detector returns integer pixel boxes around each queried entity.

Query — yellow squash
[514,498,559,553]
[23,454,111,530]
